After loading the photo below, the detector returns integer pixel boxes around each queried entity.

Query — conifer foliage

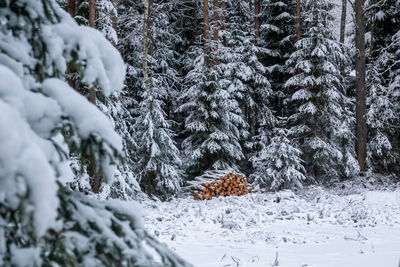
[366,0,400,172]
[251,120,306,191]
[178,56,246,176]
[0,0,190,265]
[285,0,358,181]
[261,0,295,116]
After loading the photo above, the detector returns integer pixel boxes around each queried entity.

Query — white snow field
[141,184,400,267]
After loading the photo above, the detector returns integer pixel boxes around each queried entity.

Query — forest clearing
[143,178,400,266]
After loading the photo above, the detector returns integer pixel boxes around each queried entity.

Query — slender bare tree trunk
[355,0,367,172]
[339,0,347,43]
[204,0,210,67]
[221,0,227,46]
[143,0,154,101]
[88,0,101,193]
[88,0,97,104]
[255,0,261,37]
[67,0,76,89]
[111,0,118,46]
[213,0,219,64]
[296,0,301,42]
[194,1,199,40]
[89,0,96,28]
[68,0,76,17]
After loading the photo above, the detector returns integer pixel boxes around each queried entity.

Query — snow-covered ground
[141,181,400,267]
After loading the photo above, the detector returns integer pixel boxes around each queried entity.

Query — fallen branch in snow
[231,256,240,266]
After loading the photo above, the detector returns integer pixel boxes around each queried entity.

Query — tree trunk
[296,0,301,42]
[193,1,199,40]
[111,0,118,46]
[89,0,96,28]
[143,0,154,102]
[67,0,76,89]
[89,164,102,193]
[255,0,261,38]
[213,0,219,64]
[221,0,227,46]
[355,0,367,172]
[204,0,210,67]
[88,0,101,193]
[68,0,76,17]
[88,0,97,104]
[339,0,346,43]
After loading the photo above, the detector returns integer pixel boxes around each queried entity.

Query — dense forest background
[0,0,399,265]
[60,0,400,198]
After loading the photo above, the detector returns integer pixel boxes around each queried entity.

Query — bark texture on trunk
[204,0,210,67]
[89,0,96,28]
[88,0,102,193]
[355,0,367,172]
[67,0,76,89]
[193,1,199,40]
[296,0,301,42]
[255,0,261,38]
[143,0,154,98]
[111,0,118,46]
[213,0,219,64]
[68,0,76,17]
[222,0,227,46]
[88,0,97,104]
[339,0,347,43]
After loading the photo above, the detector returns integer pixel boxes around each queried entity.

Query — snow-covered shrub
[251,127,306,191]
[0,0,190,265]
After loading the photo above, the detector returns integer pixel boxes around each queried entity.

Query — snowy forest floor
[140,175,400,267]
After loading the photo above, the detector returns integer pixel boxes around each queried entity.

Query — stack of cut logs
[186,170,251,200]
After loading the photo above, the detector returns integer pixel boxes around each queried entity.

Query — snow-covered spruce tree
[261,0,296,117]
[118,0,183,197]
[61,0,141,200]
[0,1,190,265]
[251,119,306,191]
[96,0,118,44]
[221,0,275,143]
[366,61,397,171]
[365,0,400,173]
[178,49,246,176]
[284,0,359,181]
[177,0,247,177]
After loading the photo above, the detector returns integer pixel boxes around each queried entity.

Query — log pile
[185,170,251,200]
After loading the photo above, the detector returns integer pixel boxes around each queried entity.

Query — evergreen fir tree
[285,0,358,181]
[118,0,183,197]
[222,0,274,135]
[133,81,183,197]
[219,0,276,174]
[251,119,306,191]
[365,0,400,172]
[261,0,296,117]
[178,51,246,176]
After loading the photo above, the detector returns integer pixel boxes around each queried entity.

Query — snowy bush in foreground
[251,127,306,191]
[0,0,190,266]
